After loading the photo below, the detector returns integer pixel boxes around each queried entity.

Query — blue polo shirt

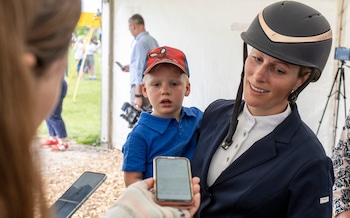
[122,107,203,179]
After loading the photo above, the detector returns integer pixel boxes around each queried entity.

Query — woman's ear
[293,69,310,91]
[22,52,36,69]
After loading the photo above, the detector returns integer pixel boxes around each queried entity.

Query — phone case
[115,61,123,69]
[50,171,107,218]
[153,156,193,208]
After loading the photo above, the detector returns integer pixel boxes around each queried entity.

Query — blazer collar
[212,103,301,185]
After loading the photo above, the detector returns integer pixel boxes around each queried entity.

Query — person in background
[41,79,69,151]
[121,14,159,113]
[85,38,99,80]
[122,46,203,187]
[74,37,86,79]
[191,1,334,217]
[0,0,199,217]
[332,110,350,217]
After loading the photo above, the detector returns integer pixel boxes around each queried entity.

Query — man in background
[122,14,159,111]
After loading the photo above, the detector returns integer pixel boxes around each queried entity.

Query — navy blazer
[192,99,334,218]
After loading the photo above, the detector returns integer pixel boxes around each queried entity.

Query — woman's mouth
[250,83,268,93]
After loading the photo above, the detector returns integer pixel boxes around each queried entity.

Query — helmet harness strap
[221,42,247,150]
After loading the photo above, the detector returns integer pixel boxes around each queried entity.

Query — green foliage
[38,50,101,146]
[75,26,88,37]
[74,26,100,41]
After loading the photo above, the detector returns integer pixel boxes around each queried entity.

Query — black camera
[120,102,151,127]
[120,102,141,127]
[334,47,350,61]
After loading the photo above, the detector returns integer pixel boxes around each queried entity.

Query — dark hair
[0,0,81,217]
[28,0,81,75]
[129,14,145,25]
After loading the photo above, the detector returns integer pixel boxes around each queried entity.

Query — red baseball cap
[143,46,190,77]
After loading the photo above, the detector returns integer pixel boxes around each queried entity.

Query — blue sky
[81,0,101,13]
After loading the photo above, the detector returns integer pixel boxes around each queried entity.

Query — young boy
[122,46,203,187]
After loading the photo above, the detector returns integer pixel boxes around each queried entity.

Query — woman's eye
[252,56,262,63]
[277,69,285,74]
[271,66,285,74]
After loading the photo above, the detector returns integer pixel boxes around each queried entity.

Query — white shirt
[74,42,84,60]
[207,104,292,186]
[86,43,98,55]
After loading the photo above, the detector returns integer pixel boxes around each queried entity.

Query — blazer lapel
[215,136,277,185]
[212,103,302,186]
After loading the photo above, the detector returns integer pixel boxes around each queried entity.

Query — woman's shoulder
[205,99,236,113]
[182,106,203,116]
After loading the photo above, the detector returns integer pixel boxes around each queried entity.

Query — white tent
[99,0,350,156]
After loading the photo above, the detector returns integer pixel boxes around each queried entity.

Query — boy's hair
[143,63,189,83]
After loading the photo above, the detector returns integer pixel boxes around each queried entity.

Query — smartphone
[115,61,123,70]
[50,171,107,218]
[153,156,193,207]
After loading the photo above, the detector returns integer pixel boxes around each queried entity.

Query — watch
[135,94,143,98]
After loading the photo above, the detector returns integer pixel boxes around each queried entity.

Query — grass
[38,50,101,145]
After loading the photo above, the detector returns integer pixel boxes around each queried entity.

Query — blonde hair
[0,0,80,217]
[143,63,190,83]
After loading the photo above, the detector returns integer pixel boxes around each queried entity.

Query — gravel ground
[40,141,125,218]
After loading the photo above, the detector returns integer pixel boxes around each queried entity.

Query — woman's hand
[104,177,201,218]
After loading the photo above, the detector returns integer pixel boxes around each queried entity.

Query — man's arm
[133,84,143,109]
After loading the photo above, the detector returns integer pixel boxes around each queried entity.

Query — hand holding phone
[153,156,193,207]
[105,177,201,218]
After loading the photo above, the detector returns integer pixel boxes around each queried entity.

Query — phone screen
[51,171,107,218]
[115,61,123,69]
[154,156,192,203]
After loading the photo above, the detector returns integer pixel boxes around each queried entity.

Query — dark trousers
[46,79,68,138]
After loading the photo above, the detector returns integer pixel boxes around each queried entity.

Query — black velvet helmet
[241,1,332,82]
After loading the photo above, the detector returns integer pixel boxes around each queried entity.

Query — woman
[191,1,334,217]
[0,0,80,217]
[333,110,350,217]
[0,0,200,217]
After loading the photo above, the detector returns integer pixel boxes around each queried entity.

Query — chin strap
[288,68,316,104]
[221,43,247,150]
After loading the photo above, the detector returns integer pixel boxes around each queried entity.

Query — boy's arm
[124,171,143,187]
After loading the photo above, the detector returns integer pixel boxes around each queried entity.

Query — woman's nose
[253,65,268,82]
